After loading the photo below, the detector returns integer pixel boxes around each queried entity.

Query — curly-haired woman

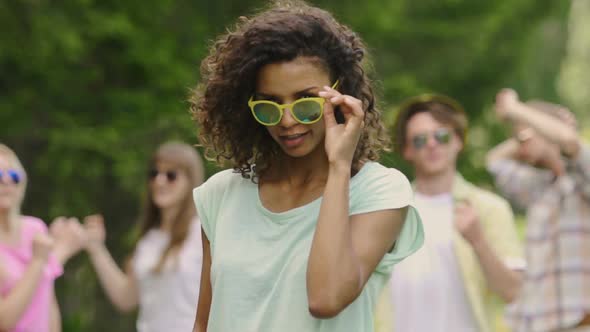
[190,2,424,331]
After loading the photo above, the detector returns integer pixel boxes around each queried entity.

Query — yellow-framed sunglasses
[248,81,339,126]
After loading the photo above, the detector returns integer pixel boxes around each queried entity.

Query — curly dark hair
[190,0,390,180]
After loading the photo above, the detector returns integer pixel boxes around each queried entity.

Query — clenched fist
[454,200,483,246]
[50,216,86,263]
[32,232,54,263]
[494,88,519,121]
[83,214,106,253]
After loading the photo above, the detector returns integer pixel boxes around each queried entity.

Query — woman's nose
[278,106,298,127]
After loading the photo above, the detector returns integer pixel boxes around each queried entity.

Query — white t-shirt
[390,192,478,332]
[133,218,203,332]
[193,162,424,332]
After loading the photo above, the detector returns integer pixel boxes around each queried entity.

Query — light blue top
[193,162,424,332]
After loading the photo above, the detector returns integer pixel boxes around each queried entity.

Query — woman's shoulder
[194,168,250,197]
[349,162,415,217]
[193,169,249,219]
[354,162,411,187]
[201,168,245,187]
[21,216,48,234]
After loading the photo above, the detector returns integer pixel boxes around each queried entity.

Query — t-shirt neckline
[253,162,375,221]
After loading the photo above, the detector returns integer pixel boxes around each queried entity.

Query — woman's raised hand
[319,85,364,169]
[50,216,86,264]
[83,214,107,253]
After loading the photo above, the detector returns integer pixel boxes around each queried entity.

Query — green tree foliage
[0,0,572,330]
[559,0,590,132]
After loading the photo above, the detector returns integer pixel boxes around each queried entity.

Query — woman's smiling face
[254,56,332,158]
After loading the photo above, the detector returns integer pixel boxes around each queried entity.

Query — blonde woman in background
[0,143,82,332]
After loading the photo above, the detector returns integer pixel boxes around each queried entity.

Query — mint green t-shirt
[193,162,423,332]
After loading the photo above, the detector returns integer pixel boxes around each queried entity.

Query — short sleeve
[23,217,64,279]
[46,254,64,279]
[193,184,212,242]
[376,206,423,274]
[350,164,424,275]
[350,165,413,215]
[193,170,233,246]
[193,183,215,244]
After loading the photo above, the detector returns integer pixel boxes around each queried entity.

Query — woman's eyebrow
[254,86,320,100]
[294,86,320,96]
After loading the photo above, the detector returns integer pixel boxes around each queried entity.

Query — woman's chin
[0,200,15,212]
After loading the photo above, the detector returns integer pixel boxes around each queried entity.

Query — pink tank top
[0,216,63,332]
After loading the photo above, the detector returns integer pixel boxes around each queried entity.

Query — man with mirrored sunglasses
[374,94,524,332]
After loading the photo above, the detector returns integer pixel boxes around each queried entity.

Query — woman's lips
[280,132,308,148]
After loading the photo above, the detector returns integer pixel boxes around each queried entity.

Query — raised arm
[486,138,520,165]
[0,233,53,330]
[50,216,85,266]
[192,230,212,332]
[306,86,408,318]
[307,173,407,318]
[455,201,522,302]
[495,88,581,158]
[83,214,139,313]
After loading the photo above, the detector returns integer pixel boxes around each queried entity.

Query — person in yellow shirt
[375,94,524,332]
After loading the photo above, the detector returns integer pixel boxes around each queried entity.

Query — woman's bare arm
[193,230,212,332]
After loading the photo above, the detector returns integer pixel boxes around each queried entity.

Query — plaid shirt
[488,142,590,332]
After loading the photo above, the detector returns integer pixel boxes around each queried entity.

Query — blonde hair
[0,144,27,226]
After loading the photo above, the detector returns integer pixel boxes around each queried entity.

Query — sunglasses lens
[412,135,428,149]
[252,103,281,125]
[0,170,21,184]
[435,129,451,144]
[148,169,158,179]
[292,100,322,123]
[8,170,20,184]
[149,169,178,182]
[166,171,177,182]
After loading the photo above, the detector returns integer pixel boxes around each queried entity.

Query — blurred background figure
[64,142,205,332]
[487,89,590,332]
[0,144,83,332]
[375,95,524,332]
